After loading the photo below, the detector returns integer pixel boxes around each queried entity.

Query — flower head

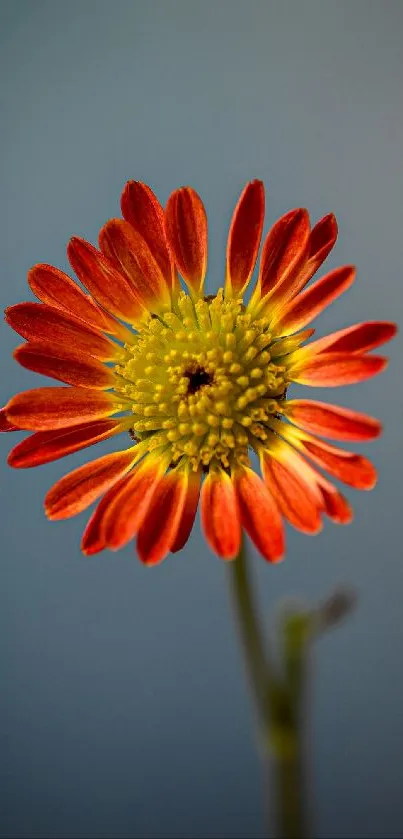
[2,180,396,564]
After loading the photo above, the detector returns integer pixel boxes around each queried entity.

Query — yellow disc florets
[114,290,287,471]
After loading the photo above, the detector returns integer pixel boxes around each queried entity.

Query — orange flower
[2,180,397,564]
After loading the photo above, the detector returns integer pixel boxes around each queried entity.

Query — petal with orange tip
[165,187,208,295]
[44,448,138,521]
[298,321,397,357]
[27,263,129,340]
[289,213,338,298]
[289,352,387,387]
[99,219,170,311]
[260,450,322,534]
[14,343,116,390]
[170,467,201,553]
[200,469,241,559]
[234,467,284,562]
[6,387,125,431]
[0,407,17,431]
[102,452,169,550]
[256,208,310,302]
[273,265,356,334]
[283,400,382,441]
[81,474,133,556]
[225,180,264,296]
[137,466,189,565]
[68,237,146,325]
[5,303,120,362]
[121,180,179,292]
[8,417,130,468]
[280,425,377,490]
[272,443,353,525]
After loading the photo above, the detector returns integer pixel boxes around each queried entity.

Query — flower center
[114,290,287,471]
[184,365,214,395]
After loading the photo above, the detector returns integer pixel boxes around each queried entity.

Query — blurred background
[1,2,402,837]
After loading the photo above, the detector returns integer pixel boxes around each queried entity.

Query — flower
[2,180,396,564]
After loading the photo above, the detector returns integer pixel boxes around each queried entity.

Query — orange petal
[164,187,208,295]
[260,450,322,534]
[274,265,356,334]
[81,475,132,556]
[8,418,129,468]
[318,482,353,524]
[271,443,353,525]
[234,467,284,562]
[44,448,137,520]
[27,263,128,340]
[137,467,189,565]
[6,387,124,431]
[121,180,179,292]
[289,352,387,386]
[283,400,382,441]
[102,453,169,550]
[0,407,18,431]
[67,236,147,326]
[281,426,377,490]
[170,467,201,553]
[289,213,338,297]
[13,342,115,389]
[99,219,170,312]
[200,469,241,559]
[5,303,120,362]
[299,321,397,357]
[225,180,265,296]
[256,208,310,302]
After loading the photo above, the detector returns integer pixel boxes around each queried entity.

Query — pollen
[114,290,287,471]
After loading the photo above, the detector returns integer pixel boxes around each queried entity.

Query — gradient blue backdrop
[1,2,402,837]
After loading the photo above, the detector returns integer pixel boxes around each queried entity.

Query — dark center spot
[185,366,213,395]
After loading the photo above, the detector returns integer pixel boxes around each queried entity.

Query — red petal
[44,449,137,520]
[284,400,382,441]
[234,467,285,562]
[68,236,147,325]
[289,353,388,386]
[274,265,356,334]
[164,187,208,294]
[225,180,265,295]
[8,418,128,468]
[261,450,322,534]
[137,467,189,565]
[81,475,132,556]
[319,483,353,524]
[14,342,115,389]
[268,441,353,525]
[170,468,201,553]
[6,387,124,431]
[300,321,397,357]
[289,213,338,297]
[121,180,178,292]
[5,303,119,361]
[0,407,18,431]
[282,427,377,490]
[200,469,241,559]
[235,467,285,562]
[99,219,170,311]
[257,208,310,301]
[27,263,127,340]
[102,454,168,550]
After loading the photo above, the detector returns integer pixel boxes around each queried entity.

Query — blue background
[1,2,402,837]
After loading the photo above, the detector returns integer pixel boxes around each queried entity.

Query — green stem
[227,537,269,724]
[272,740,307,839]
[227,540,309,838]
